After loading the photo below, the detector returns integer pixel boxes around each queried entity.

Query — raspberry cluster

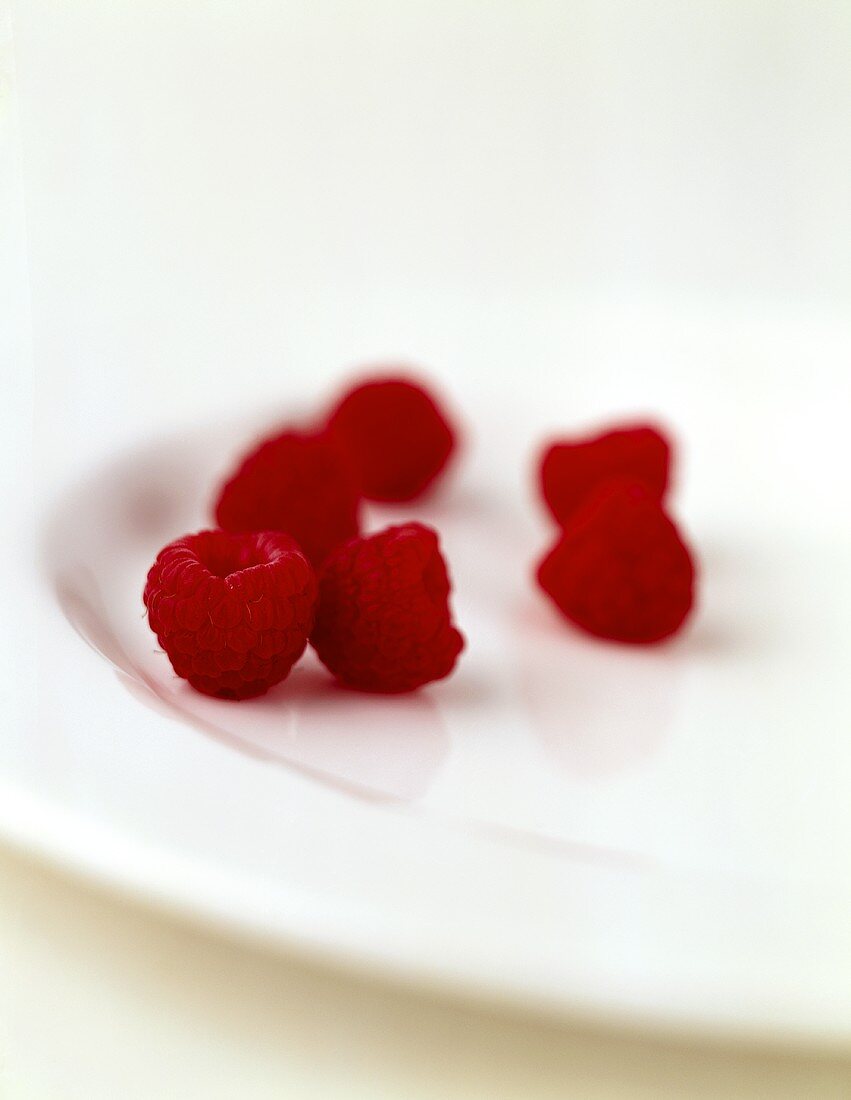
[145,371,464,697]
[143,530,317,699]
[311,523,464,693]
[214,429,360,567]
[326,376,456,502]
[534,422,696,643]
[142,369,700,704]
[540,423,670,525]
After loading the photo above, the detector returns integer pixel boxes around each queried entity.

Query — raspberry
[326,375,457,502]
[311,522,465,692]
[539,422,670,526]
[214,429,360,565]
[536,481,695,644]
[144,529,317,699]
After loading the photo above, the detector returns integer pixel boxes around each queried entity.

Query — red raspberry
[214,429,360,565]
[143,529,317,699]
[539,422,670,526]
[536,481,695,644]
[326,375,457,502]
[311,522,465,692]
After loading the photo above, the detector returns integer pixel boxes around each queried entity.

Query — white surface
[4,0,851,1072]
[10,366,851,1048]
[3,848,850,1100]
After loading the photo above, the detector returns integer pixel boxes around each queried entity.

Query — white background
[12,0,851,479]
[4,0,851,1095]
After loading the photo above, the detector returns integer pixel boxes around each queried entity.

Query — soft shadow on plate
[513,524,767,780]
[55,571,449,804]
[45,423,452,805]
[513,598,684,780]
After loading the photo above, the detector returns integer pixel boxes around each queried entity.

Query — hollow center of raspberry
[198,536,268,578]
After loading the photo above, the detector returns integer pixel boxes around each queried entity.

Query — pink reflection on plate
[47,420,450,804]
[45,415,669,869]
[515,598,683,780]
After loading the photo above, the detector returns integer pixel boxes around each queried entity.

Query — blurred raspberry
[539,422,670,526]
[326,375,457,502]
[536,481,695,644]
[214,428,360,565]
[311,522,464,692]
[144,529,317,699]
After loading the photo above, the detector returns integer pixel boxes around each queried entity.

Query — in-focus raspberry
[311,522,464,692]
[539,422,670,526]
[326,375,457,502]
[214,428,360,565]
[536,481,695,644]
[144,529,317,699]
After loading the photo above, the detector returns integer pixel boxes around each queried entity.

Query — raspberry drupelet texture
[214,428,360,566]
[536,481,695,644]
[326,375,457,502]
[540,422,671,527]
[311,522,465,692]
[144,529,317,699]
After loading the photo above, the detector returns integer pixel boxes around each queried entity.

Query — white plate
[6,0,851,1052]
[7,351,851,1051]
